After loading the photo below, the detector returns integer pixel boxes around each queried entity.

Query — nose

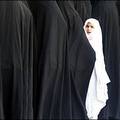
[87,27,92,33]
[88,27,91,31]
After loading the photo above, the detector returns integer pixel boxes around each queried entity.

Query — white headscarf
[83,18,110,119]
[84,18,103,58]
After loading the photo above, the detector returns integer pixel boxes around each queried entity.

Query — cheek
[91,28,94,32]
[89,28,95,33]
[85,28,89,32]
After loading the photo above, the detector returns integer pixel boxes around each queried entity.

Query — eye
[86,25,89,28]
[91,26,94,28]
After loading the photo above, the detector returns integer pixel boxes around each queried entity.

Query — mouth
[87,32,91,34]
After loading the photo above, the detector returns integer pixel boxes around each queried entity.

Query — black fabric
[22,0,29,7]
[91,1,120,119]
[116,1,120,26]
[57,1,95,118]
[28,1,68,119]
[28,1,95,119]
[74,0,92,24]
[0,71,4,119]
[0,1,33,119]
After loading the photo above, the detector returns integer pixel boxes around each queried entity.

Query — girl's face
[85,22,94,34]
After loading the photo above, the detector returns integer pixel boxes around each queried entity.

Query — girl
[83,18,110,119]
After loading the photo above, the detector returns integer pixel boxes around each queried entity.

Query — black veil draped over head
[28,1,95,119]
[91,1,120,119]
[73,0,92,24]
[0,1,33,119]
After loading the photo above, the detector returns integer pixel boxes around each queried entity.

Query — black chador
[0,1,33,119]
[116,1,120,26]
[57,1,95,119]
[91,1,120,119]
[28,1,95,119]
[0,72,4,119]
[28,1,69,119]
[22,0,29,7]
[73,0,92,24]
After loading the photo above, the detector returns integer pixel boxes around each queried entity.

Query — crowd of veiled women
[0,1,120,119]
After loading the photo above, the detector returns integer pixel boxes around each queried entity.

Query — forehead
[86,22,94,26]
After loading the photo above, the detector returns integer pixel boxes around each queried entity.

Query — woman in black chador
[91,0,120,119]
[0,1,33,119]
[57,1,95,119]
[28,1,69,119]
[28,1,95,119]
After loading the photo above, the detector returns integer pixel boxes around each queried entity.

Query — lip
[87,32,91,34]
